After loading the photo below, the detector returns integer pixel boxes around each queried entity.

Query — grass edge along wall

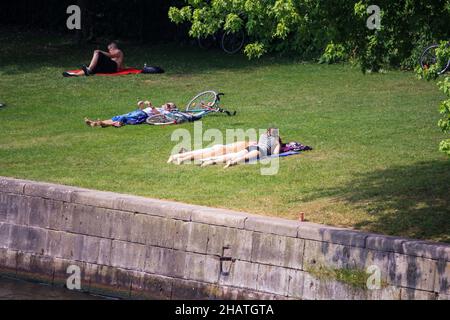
[0,177,449,300]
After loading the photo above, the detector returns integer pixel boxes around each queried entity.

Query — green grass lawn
[0,31,449,243]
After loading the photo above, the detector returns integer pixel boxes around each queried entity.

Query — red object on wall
[299,212,305,222]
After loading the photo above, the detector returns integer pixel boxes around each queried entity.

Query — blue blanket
[247,151,300,163]
[275,151,301,157]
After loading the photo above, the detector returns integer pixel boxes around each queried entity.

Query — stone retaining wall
[0,177,449,300]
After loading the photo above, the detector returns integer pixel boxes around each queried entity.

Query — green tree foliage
[416,42,450,81]
[438,77,450,156]
[416,42,450,157]
[169,0,450,72]
[169,0,356,60]
[319,42,347,64]
[352,1,450,72]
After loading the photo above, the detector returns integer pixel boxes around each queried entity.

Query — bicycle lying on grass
[146,91,237,126]
[420,41,450,75]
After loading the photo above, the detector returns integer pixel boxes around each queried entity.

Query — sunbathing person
[201,128,282,168]
[157,103,223,126]
[84,102,177,128]
[63,41,124,77]
[167,141,257,165]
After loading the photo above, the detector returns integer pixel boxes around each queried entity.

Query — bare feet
[168,153,186,163]
[84,118,98,127]
[224,160,236,169]
[201,160,215,167]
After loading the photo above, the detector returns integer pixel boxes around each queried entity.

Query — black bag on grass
[142,65,165,74]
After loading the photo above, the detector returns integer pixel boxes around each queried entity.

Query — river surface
[0,276,108,300]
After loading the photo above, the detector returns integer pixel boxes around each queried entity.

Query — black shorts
[91,52,118,74]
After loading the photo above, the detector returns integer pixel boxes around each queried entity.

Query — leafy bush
[319,42,348,64]
[438,77,450,157]
[416,42,450,157]
[400,29,435,71]
[168,0,355,61]
[416,42,450,81]
[348,1,450,73]
[168,0,450,73]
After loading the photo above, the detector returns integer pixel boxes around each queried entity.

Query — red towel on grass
[67,68,142,76]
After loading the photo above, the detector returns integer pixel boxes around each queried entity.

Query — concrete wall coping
[1,176,449,261]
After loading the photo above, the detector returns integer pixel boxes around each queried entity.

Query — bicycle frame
[186,101,223,114]
[147,91,235,125]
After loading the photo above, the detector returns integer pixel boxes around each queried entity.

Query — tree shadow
[305,160,450,242]
[0,29,302,76]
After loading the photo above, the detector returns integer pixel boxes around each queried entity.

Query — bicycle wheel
[146,114,175,126]
[221,30,245,54]
[420,44,450,75]
[186,91,218,112]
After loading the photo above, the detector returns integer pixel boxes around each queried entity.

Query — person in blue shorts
[84,101,176,128]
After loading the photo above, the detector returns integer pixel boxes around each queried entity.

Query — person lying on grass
[63,41,125,77]
[84,101,177,128]
[203,128,281,168]
[167,141,256,165]
[168,128,282,168]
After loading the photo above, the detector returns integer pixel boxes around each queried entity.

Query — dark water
[0,276,107,300]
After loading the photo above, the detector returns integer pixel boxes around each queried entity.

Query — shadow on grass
[0,30,303,76]
[306,160,450,242]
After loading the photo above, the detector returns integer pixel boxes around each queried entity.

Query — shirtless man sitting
[63,41,124,77]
